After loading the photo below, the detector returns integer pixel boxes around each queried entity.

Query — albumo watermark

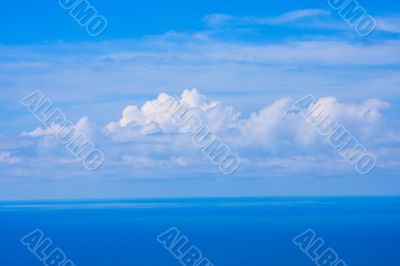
[327,0,376,36]
[293,229,348,266]
[21,229,76,266]
[21,90,104,171]
[58,0,108,37]
[157,227,214,266]
[293,95,376,175]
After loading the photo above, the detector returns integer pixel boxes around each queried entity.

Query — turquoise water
[0,197,399,265]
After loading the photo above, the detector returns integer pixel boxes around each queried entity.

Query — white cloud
[22,124,64,138]
[1,86,398,188]
[17,90,396,174]
[22,90,393,150]
[105,89,240,141]
[313,97,390,123]
[22,117,98,142]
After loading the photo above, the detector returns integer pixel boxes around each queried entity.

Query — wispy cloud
[1,35,399,107]
[203,9,400,34]
[245,9,331,25]
[203,9,336,29]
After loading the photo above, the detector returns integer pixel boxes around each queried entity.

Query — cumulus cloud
[105,89,240,141]
[22,89,392,151]
[15,89,398,180]
[105,92,176,140]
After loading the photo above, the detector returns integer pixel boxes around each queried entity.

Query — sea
[0,197,399,266]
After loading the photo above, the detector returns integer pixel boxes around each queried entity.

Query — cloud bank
[2,89,397,181]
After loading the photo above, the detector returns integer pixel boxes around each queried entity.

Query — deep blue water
[0,197,399,266]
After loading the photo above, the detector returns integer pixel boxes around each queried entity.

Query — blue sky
[1,0,399,43]
[0,0,400,199]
